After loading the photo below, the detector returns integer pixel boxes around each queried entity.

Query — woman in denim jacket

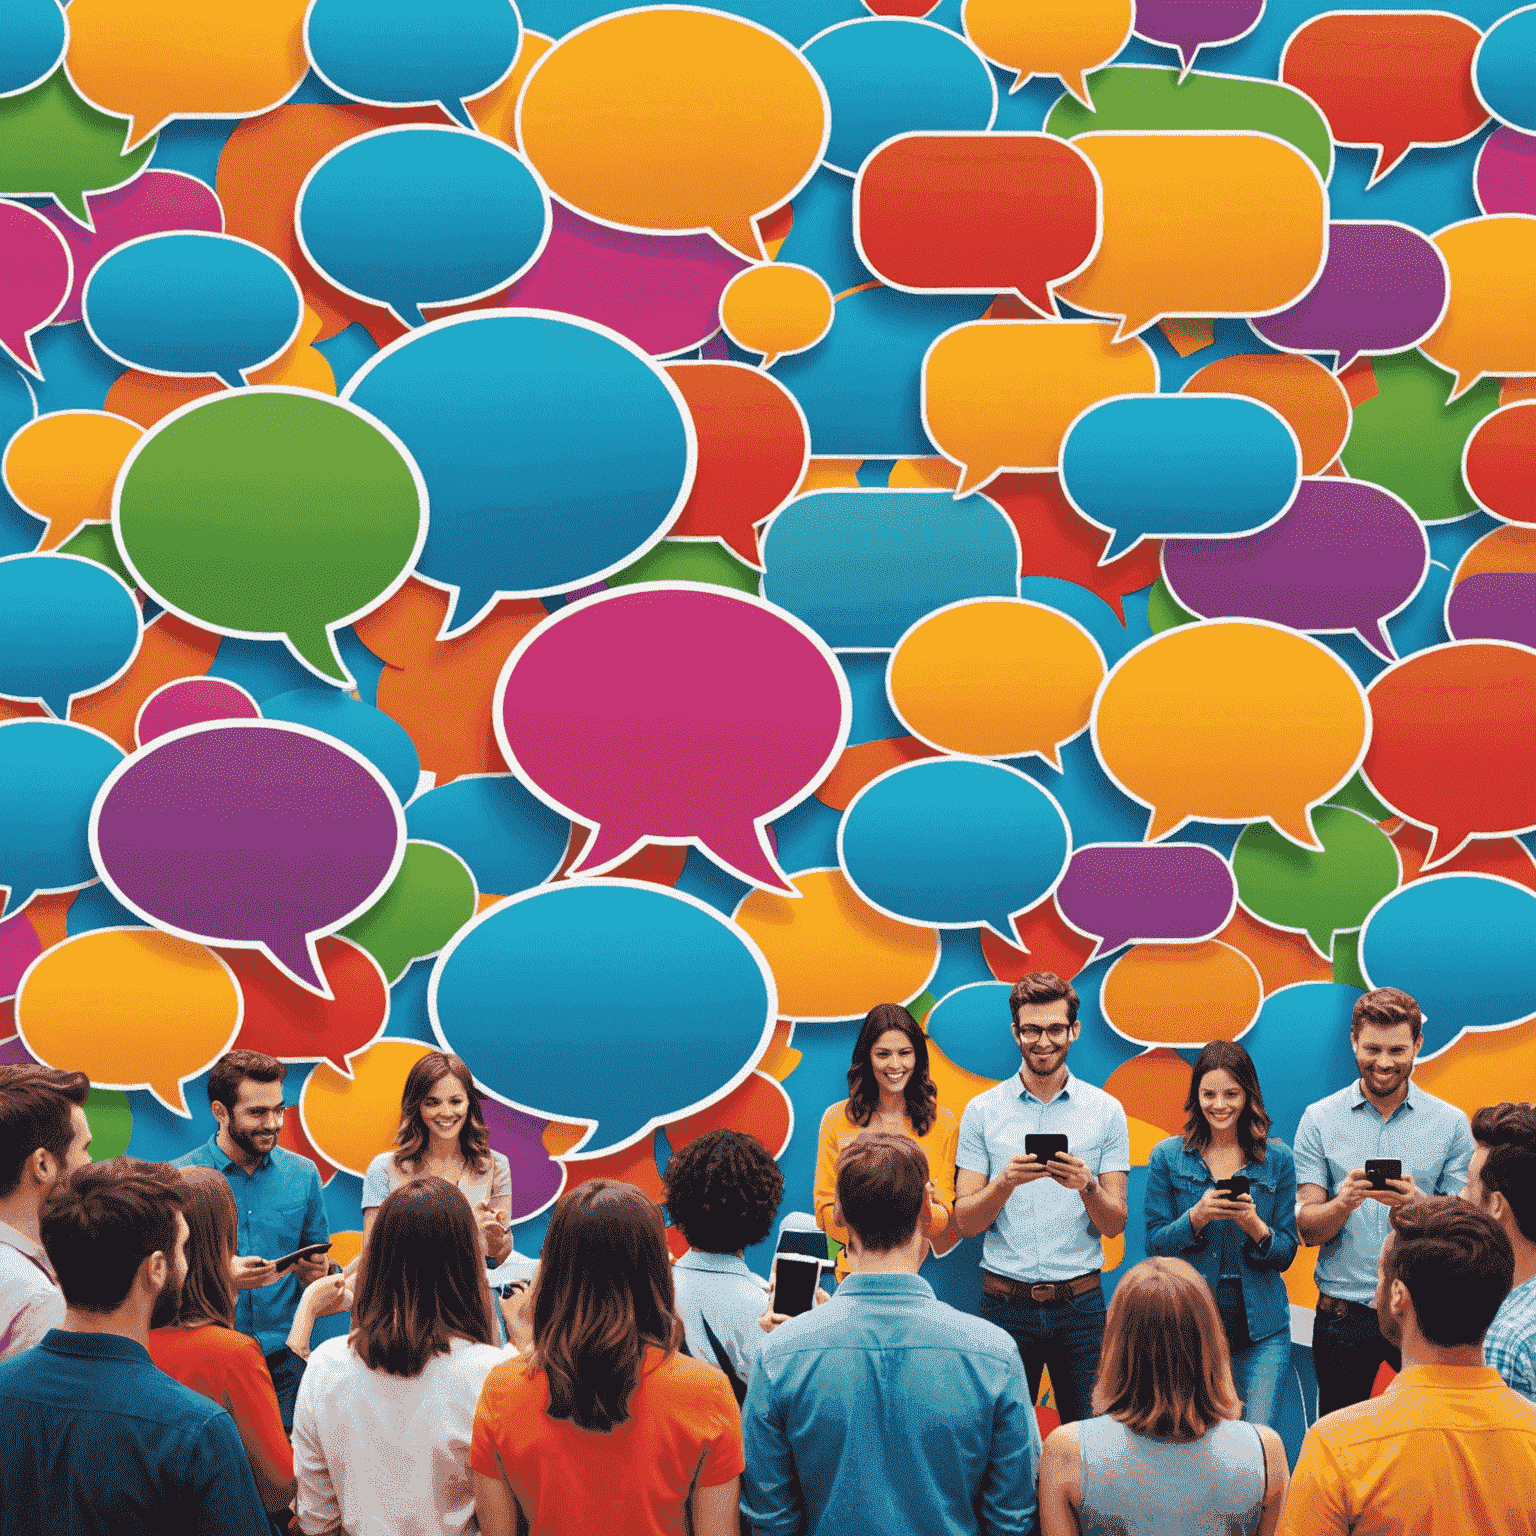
[1145,1040,1298,1428]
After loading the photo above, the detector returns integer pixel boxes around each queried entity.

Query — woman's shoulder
[1148,1135,1188,1166]
[819,1100,856,1134]
[152,1323,259,1360]
[930,1103,959,1133]
[1263,1137,1294,1162]
[651,1348,742,1417]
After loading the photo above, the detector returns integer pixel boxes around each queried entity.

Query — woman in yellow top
[815,1003,960,1275]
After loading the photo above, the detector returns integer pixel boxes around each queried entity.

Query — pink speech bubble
[0,910,41,1003]
[0,202,72,379]
[135,676,261,747]
[1476,125,1536,216]
[494,584,851,894]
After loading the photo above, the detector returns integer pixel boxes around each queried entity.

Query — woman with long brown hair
[470,1180,743,1536]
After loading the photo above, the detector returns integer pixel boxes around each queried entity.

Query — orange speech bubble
[299,1036,434,1177]
[1053,132,1327,341]
[2,410,143,550]
[1182,352,1352,477]
[1421,216,1536,401]
[517,9,828,261]
[1463,400,1536,526]
[1093,620,1369,847]
[922,319,1157,494]
[961,0,1133,106]
[15,928,241,1114]
[1101,939,1263,1047]
[1453,524,1536,588]
[719,263,833,367]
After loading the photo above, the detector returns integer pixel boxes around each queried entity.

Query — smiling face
[219,1078,284,1162]
[870,1029,916,1100]
[421,1072,469,1147]
[1354,1021,1418,1102]
[1013,999,1077,1078]
[1198,1067,1247,1136]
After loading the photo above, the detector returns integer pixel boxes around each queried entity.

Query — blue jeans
[980,1282,1106,1424]
[1230,1326,1293,1429]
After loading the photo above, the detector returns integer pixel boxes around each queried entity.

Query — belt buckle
[1030,1282,1058,1303]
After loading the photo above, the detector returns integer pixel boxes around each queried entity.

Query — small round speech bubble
[340,839,478,984]
[1476,126,1536,217]
[0,199,71,379]
[113,387,427,688]
[430,879,777,1157]
[718,263,833,368]
[297,126,551,329]
[1181,352,1350,478]
[961,0,1132,106]
[495,583,849,895]
[1101,940,1262,1047]
[135,676,260,746]
[1464,401,1536,527]
[0,0,66,100]
[3,409,143,550]
[1134,0,1264,79]
[403,774,568,900]
[1446,572,1536,649]
[1422,216,1536,401]
[89,719,406,995]
[1474,4,1536,136]
[838,757,1071,944]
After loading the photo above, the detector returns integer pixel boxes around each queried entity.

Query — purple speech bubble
[1055,842,1237,959]
[1162,478,1429,660]
[0,202,71,379]
[1135,0,1265,75]
[135,676,260,747]
[90,720,404,996]
[1446,571,1536,648]
[1251,221,1449,372]
[481,1096,566,1223]
[1476,126,1536,216]
[0,910,41,1003]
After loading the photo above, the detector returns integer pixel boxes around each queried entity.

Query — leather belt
[983,1270,1101,1306]
[1316,1294,1377,1320]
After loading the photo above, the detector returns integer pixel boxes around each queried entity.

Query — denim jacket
[1144,1136,1298,1344]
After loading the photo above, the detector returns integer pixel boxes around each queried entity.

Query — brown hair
[1009,972,1079,1027]
[845,1003,939,1136]
[1472,1102,1536,1244]
[1383,1197,1514,1347]
[1093,1258,1242,1441]
[1352,987,1422,1041]
[172,1166,239,1329]
[350,1176,497,1377]
[1181,1040,1272,1164]
[0,1065,89,1198]
[836,1132,927,1253]
[207,1050,286,1112]
[391,1052,492,1177]
[528,1180,683,1432]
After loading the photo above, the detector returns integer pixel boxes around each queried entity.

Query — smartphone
[273,1242,331,1273]
[1214,1176,1251,1198]
[1025,1134,1069,1163]
[773,1254,820,1317]
[775,1227,832,1264]
[1364,1158,1402,1191]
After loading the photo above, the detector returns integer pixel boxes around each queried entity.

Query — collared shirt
[1276,1364,1536,1536]
[1486,1276,1536,1402]
[0,1216,64,1359]
[671,1248,770,1401]
[742,1272,1039,1536]
[0,1329,270,1535]
[957,1070,1131,1283]
[1293,1080,1473,1304]
[176,1135,328,1353]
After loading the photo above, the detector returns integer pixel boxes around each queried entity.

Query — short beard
[229,1124,273,1162]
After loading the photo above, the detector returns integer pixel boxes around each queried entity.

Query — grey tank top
[1078,1415,1266,1536]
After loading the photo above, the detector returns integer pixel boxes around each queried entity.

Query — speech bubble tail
[53,187,95,231]
[1358,620,1397,662]
[215,368,247,390]
[711,218,768,264]
[149,1078,193,1117]
[1365,144,1409,190]
[955,462,997,497]
[1111,314,1151,345]
[284,625,354,690]
[261,936,335,999]
[441,98,475,129]
[1333,348,1360,373]
[40,690,70,719]
[35,518,69,553]
[323,1053,357,1080]
[1177,46,1200,82]
[1145,805,1184,841]
[995,914,1028,947]
[389,300,428,329]
[2,331,43,382]
[121,114,165,154]
[698,824,799,896]
[1009,70,1033,96]
[1098,529,1141,566]
[1445,371,1481,404]
[434,584,499,641]
[759,353,780,370]
[1060,70,1094,111]
[567,821,643,876]
[1270,806,1323,850]
[1422,825,1472,870]
[1036,744,1065,773]
[1017,285,1059,320]
[721,528,766,571]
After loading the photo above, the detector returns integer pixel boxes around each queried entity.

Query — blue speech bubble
[0,553,141,717]
[298,126,551,330]
[0,0,66,99]
[80,233,303,391]
[305,0,523,129]
[802,17,997,177]
[1475,6,1536,135]
[838,757,1070,941]
[344,311,694,632]
[1061,393,1301,563]
[0,718,124,916]
[404,773,569,897]
[924,980,1017,1079]
[261,688,422,806]
[1238,980,1364,1146]
[1358,873,1536,1056]
[760,488,1019,651]
[429,879,775,1155]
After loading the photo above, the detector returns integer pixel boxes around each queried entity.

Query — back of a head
[173,1166,239,1329]
[835,1132,926,1254]
[351,1176,496,1377]
[0,1065,90,1198]
[531,1180,681,1432]
[1094,1258,1241,1442]
[1473,1102,1536,1245]
[661,1128,784,1255]
[1385,1197,1514,1348]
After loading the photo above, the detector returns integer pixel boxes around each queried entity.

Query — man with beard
[954,972,1130,1425]
[1295,987,1474,1415]
[0,1159,269,1534]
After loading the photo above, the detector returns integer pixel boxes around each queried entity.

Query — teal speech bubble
[112,387,427,688]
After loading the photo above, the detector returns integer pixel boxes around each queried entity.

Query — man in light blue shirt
[1464,1101,1536,1401]
[1295,986,1473,1415]
[742,1133,1039,1536]
[954,973,1130,1424]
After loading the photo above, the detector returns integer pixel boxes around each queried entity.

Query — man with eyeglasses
[954,972,1130,1424]
[177,1050,330,1431]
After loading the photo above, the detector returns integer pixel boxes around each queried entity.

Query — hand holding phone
[273,1241,332,1273]
[1214,1176,1251,1198]
[769,1255,821,1318]
[1364,1159,1402,1192]
[1025,1134,1069,1164]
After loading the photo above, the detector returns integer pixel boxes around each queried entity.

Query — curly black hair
[661,1128,784,1255]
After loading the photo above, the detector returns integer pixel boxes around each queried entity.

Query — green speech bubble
[1234,804,1401,959]
[0,68,154,226]
[1045,66,1334,183]
[341,840,478,983]
[84,1086,133,1161]
[113,388,427,688]
[608,538,759,595]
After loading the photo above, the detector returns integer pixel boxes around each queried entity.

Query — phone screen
[1215,1176,1251,1198]
[776,1228,831,1263]
[1365,1159,1402,1190]
[774,1255,820,1317]
[1025,1134,1069,1162]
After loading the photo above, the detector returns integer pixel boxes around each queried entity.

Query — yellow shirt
[1277,1364,1536,1536]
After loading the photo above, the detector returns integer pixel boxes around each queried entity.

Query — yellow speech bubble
[16,928,241,1115]
[516,8,829,261]
[300,1037,434,1178]
[719,262,833,368]
[1092,619,1369,848]
[1054,132,1328,341]
[922,319,1158,493]
[888,597,1106,766]
[1421,214,1536,401]
[2,411,143,551]
[962,0,1133,106]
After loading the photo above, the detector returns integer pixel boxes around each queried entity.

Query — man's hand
[291,1250,332,1286]
[230,1254,279,1290]
[1338,1168,1380,1213]
[758,1284,829,1335]
[1045,1151,1097,1194]
[1000,1153,1056,1189]
[1370,1171,1422,1209]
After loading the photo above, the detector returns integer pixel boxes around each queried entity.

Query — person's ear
[1488,1190,1511,1228]
[832,1200,844,1233]
[143,1248,168,1299]
[1388,1277,1412,1323]
[27,1147,55,1185]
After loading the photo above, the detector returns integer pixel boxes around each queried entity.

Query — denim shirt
[1144,1137,1298,1344]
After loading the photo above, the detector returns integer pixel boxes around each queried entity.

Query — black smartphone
[273,1242,331,1273]
[1025,1134,1069,1163]
[773,1255,820,1317]
[1214,1176,1251,1198]
[1364,1158,1402,1191]
[775,1227,831,1264]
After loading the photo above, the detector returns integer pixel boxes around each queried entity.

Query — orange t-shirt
[470,1345,743,1536]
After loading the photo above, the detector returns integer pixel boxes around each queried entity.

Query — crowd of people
[2,974,1536,1533]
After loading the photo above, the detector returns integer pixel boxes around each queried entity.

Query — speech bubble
[495,584,849,894]
[90,719,406,994]
[299,1036,433,1177]
[962,0,1130,105]
[517,8,828,261]
[1475,4,1536,136]
[135,676,260,746]
[1453,525,1536,588]
[1162,478,1429,661]
[838,757,1071,943]
[1280,11,1488,187]
[3,409,142,551]
[854,132,1101,318]
[113,388,426,687]
[0,0,66,100]
[261,688,420,806]
[1134,0,1264,78]
[1101,939,1262,1047]
[1061,394,1301,563]
[0,911,41,1002]
[1476,125,1536,217]
[1361,640,1536,867]
[1054,132,1327,340]
[15,928,241,1114]
[404,773,567,899]
[759,487,1020,650]
[1446,572,1536,647]
[718,263,832,368]
[339,840,477,983]
[1093,620,1369,847]
[1181,353,1350,477]
[1421,216,1536,401]
[304,0,521,129]
[297,126,550,329]
[885,597,1105,766]
[0,199,70,379]
[431,880,776,1156]
[1055,842,1237,961]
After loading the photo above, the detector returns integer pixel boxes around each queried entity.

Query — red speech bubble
[1464,400,1536,526]
[0,202,72,380]
[1281,11,1488,187]
[854,132,1100,318]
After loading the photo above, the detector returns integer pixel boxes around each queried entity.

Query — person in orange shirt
[1279,1197,1536,1536]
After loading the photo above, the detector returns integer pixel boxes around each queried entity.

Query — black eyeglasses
[1016,1025,1071,1044]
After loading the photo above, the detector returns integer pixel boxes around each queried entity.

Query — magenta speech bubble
[1476,125,1536,216]
[1446,571,1536,649]
[0,201,72,379]
[0,910,41,1003]
[89,720,405,996]
[1135,0,1266,76]
[1055,842,1237,960]
[135,676,261,747]
[1162,478,1429,661]
[495,584,851,895]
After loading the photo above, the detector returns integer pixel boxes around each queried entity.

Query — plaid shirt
[1486,1276,1536,1402]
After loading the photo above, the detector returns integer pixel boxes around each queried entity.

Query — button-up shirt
[176,1135,328,1354]
[671,1248,771,1401]
[1294,1079,1473,1305]
[0,1217,64,1359]
[1486,1275,1536,1403]
[957,1070,1131,1283]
